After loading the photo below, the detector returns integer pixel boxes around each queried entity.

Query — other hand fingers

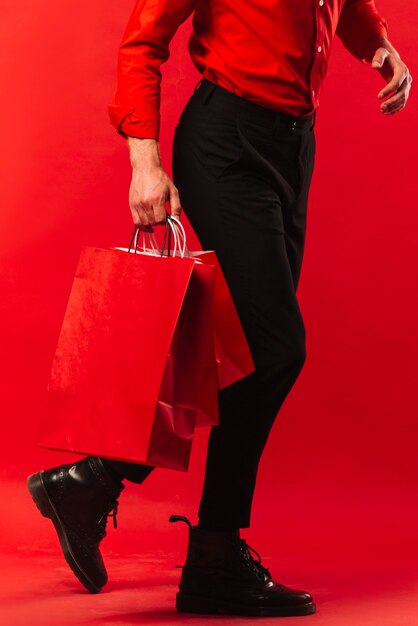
[381,74,412,114]
[378,58,408,100]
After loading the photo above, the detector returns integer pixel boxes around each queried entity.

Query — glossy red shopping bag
[155,248,256,428]
[195,250,255,389]
[36,245,216,470]
[176,249,256,427]
[195,312,220,426]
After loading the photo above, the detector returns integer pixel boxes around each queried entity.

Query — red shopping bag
[175,249,256,427]
[195,312,220,427]
[36,244,216,471]
[179,250,255,391]
[131,226,256,429]
[196,250,255,389]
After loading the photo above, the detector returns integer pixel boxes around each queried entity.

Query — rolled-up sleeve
[108,0,196,140]
[336,0,388,63]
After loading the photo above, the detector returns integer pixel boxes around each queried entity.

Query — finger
[139,187,167,225]
[372,47,389,69]
[378,55,408,99]
[381,78,410,113]
[378,72,406,100]
[130,203,142,227]
[135,205,154,232]
[148,192,168,225]
[167,185,182,220]
[130,198,153,230]
[381,91,408,113]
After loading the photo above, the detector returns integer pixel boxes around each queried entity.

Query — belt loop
[311,110,317,130]
[201,80,218,105]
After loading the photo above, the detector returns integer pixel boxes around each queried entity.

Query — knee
[248,314,307,379]
[292,341,306,372]
[272,326,306,378]
[284,336,306,376]
[257,337,306,386]
[290,315,306,370]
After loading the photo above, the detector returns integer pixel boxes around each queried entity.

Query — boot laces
[95,500,119,543]
[239,539,272,580]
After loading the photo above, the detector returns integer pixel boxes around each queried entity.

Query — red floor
[3,550,418,626]
[2,477,418,626]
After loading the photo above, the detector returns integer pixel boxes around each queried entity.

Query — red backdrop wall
[1,0,417,570]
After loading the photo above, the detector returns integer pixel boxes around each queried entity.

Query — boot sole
[27,471,103,594]
[176,592,316,617]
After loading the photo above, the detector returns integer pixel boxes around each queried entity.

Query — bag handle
[128,228,160,254]
[163,215,189,257]
[128,214,190,258]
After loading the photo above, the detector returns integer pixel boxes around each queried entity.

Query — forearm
[127,137,162,170]
[336,0,388,62]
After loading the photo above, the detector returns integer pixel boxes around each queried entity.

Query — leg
[99,458,155,484]
[172,81,316,529]
[171,79,316,616]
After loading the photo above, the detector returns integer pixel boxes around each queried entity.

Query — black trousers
[104,78,316,529]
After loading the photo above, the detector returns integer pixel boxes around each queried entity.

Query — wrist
[362,35,398,64]
[127,137,162,170]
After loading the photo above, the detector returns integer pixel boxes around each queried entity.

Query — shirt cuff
[355,20,388,63]
[360,33,389,64]
[107,104,160,141]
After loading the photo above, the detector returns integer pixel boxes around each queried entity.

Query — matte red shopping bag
[36,245,216,470]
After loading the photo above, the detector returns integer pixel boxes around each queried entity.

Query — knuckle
[154,205,167,218]
[132,196,146,209]
[141,195,154,206]
[143,204,154,215]
[137,208,151,223]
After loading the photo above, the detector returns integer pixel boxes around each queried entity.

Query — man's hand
[366,39,412,116]
[127,137,182,232]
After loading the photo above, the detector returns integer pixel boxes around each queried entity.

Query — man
[28,0,411,618]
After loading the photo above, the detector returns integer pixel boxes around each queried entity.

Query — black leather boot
[27,456,124,593]
[169,516,316,617]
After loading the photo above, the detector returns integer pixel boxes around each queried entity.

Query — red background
[1,1,417,620]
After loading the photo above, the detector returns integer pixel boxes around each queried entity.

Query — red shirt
[108,0,388,140]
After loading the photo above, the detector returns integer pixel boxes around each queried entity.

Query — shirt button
[319,0,324,5]
[317,45,323,53]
